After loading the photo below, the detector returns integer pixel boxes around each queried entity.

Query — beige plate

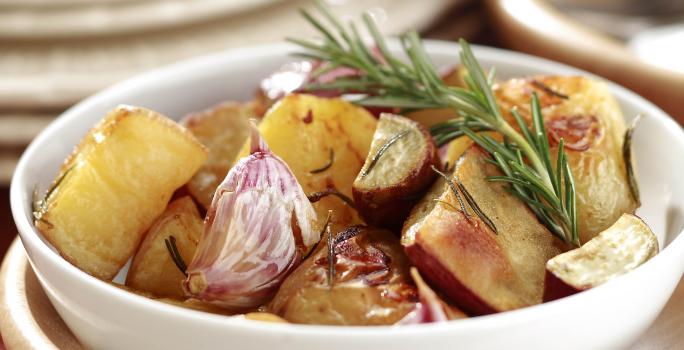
[0,0,454,110]
[0,0,284,39]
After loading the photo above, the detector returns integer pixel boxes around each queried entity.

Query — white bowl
[10,41,684,350]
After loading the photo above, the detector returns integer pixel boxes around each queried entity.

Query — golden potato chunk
[495,76,637,243]
[235,93,377,229]
[34,106,207,280]
[182,102,255,209]
[126,196,202,298]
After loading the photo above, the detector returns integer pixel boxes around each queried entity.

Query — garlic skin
[397,268,455,324]
[183,124,318,309]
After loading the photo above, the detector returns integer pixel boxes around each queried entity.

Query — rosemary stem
[498,122,554,190]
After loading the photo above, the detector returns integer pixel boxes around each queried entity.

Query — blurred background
[0,0,682,347]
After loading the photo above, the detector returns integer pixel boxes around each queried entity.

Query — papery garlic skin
[183,124,318,309]
[397,268,450,324]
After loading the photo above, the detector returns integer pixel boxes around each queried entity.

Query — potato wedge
[182,102,254,209]
[353,114,438,230]
[495,76,638,243]
[126,196,202,298]
[402,146,565,315]
[269,226,417,325]
[34,105,207,280]
[235,93,377,229]
[544,214,658,301]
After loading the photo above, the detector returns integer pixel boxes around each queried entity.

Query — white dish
[10,41,684,350]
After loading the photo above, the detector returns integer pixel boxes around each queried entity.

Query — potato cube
[34,105,207,280]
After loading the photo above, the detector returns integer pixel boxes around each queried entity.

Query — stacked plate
[0,0,465,184]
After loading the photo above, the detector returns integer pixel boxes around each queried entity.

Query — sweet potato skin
[402,146,565,315]
[543,270,583,302]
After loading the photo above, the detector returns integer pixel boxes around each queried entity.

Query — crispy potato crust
[35,105,207,280]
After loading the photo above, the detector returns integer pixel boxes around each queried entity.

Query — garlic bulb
[183,124,318,309]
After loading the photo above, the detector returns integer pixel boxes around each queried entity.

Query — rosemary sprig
[164,236,188,277]
[623,115,641,206]
[291,1,579,246]
[361,130,410,178]
[33,164,74,222]
[431,165,469,218]
[307,188,356,209]
[310,148,335,174]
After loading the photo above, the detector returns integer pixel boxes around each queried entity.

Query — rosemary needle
[361,130,410,178]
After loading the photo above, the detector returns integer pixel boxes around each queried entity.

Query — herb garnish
[360,130,410,178]
[307,188,356,209]
[33,164,74,222]
[431,165,469,218]
[455,176,497,234]
[310,148,334,174]
[531,79,569,100]
[431,165,497,234]
[291,1,578,245]
[623,115,641,206]
[165,235,188,277]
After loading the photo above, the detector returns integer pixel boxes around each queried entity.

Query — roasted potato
[495,76,638,243]
[353,114,438,230]
[235,93,377,229]
[544,214,658,301]
[181,102,255,209]
[402,146,565,315]
[34,106,207,280]
[269,226,417,325]
[126,196,202,298]
[243,312,288,323]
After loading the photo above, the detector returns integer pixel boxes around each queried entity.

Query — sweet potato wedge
[353,113,438,230]
[269,226,417,325]
[126,196,202,298]
[544,214,658,301]
[34,106,207,280]
[402,146,565,315]
[182,102,255,209]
